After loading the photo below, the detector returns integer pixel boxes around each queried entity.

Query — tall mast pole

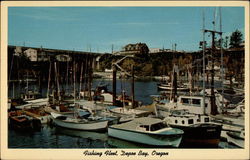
[220,7,224,111]
[112,65,117,106]
[26,71,29,94]
[47,61,52,99]
[73,60,76,104]
[210,9,216,115]
[66,56,69,94]
[79,62,83,99]
[131,65,135,108]
[203,7,220,115]
[202,9,206,114]
[55,62,61,102]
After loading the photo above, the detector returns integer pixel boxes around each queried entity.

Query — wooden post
[112,65,116,106]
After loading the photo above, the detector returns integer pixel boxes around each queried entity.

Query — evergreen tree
[229,29,243,48]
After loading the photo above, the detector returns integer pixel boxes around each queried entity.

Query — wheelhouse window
[188,119,194,124]
[204,117,209,122]
[140,125,149,131]
[192,99,201,106]
[150,122,168,131]
[181,98,189,104]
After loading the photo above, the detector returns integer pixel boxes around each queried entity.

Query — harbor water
[8,79,241,149]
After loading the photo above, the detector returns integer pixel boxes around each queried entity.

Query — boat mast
[131,65,135,108]
[79,62,84,99]
[66,55,69,94]
[26,70,29,94]
[88,58,93,101]
[112,64,117,106]
[9,50,15,98]
[73,60,76,104]
[202,9,206,114]
[54,62,61,102]
[219,7,224,111]
[204,8,222,115]
[73,59,77,118]
[47,61,52,100]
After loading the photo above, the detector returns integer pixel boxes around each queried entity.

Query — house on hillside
[114,42,149,56]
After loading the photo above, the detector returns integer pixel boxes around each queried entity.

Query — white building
[14,46,23,56]
[149,48,161,53]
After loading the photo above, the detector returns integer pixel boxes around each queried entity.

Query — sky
[8,7,245,53]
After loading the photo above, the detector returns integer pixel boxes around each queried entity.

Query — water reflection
[55,126,108,141]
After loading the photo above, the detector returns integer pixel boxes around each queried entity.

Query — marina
[8,79,244,149]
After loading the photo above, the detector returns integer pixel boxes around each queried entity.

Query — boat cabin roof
[179,95,203,99]
[133,117,163,125]
[112,117,164,130]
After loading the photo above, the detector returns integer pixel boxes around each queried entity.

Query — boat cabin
[177,95,211,115]
[21,91,42,101]
[137,122,169,132]
[166,109,211,127]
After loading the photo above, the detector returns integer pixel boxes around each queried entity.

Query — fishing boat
[108,117,184,147]
[51,112,109,131]
[44,104,75,115]
[9,110,41,131]
[164,109,222,147]
[157,84,189,92]
[226,129,244,148]
[21,91,42,101]
[107,105,153,123]
[108,106,150,117]
[23,107,52,124]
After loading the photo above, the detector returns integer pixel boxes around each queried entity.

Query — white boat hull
[52,117,108,131]
[108,127,182,147]
[110,107,148,116]
[226,132,244,148]
[158,86,189,91]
